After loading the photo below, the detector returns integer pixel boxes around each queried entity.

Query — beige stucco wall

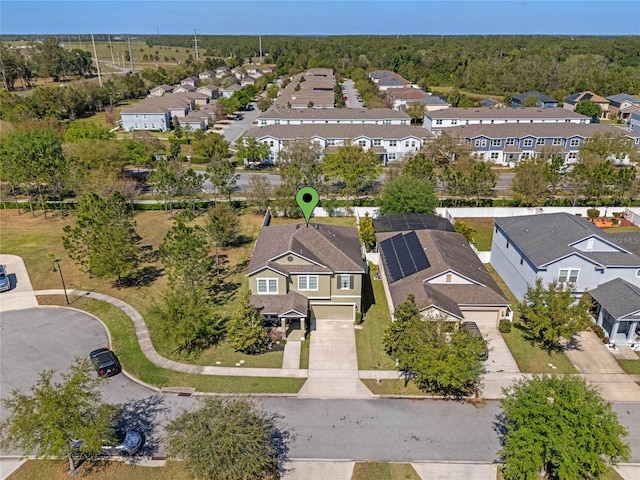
[248,270,287,295]
[290,274,332,298]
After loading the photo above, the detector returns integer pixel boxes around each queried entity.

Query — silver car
[72,428,144,457]
[0,265,10,292]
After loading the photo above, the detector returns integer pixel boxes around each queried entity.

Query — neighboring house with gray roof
[606,93,640,120]
[490,212,640,303]
[149,84,174,97]
[589,278,640,346]
[511,90,558,108]
[563,91,610,119]
[376,229,510,326]
[246,223,366,338]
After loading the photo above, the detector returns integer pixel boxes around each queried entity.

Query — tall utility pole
[127,34,134,71]
[91,33,102,86]
[194,29,199,62]
[108,35,115,66]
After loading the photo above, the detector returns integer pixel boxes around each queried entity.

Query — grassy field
[355,268,396,370]
[455,217,494,251]
[618,350,640,375]
[351,462,421,480]
[484,264,576,374]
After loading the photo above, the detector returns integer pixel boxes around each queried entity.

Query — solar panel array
[379,232,430,283]
[373,214,455,233]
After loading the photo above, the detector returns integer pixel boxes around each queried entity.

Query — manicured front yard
[455,217,494,251]
[8,460,190,480]
[617,350,640,375]
[351,462,420,480]
[361,379,425,396]
[355,269,395,370]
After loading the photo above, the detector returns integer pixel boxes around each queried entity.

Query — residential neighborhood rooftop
[245,124,430,140]
[258,108,410,121]
[427,107,588,120]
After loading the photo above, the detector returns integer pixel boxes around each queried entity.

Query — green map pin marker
[296,186,319,227]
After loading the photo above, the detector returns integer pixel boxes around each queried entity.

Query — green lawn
[355,269,396,370]
[351,462,421,480]
[361,379,426,396]
[270,216,357,227]
[40,295,304,394]
[618,351,640,375]
[455,217,494,251]
[8,460,191,480]
[484,264,576,374]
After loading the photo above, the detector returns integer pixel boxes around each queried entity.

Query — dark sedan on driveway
[90,348,121,377]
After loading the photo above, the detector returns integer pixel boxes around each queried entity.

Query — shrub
[587,208,600,222]
[355,311,363,325]
[189,156,209,165]
[590,323,607,342]
[499,318,512,333]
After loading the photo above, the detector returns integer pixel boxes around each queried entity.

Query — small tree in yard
[499,375,630,480]
[517,278,592,353]
[378,175,438,216]
[206,203,241,280]
[166,397,287,480]
[0,359,114,476]
[227,291,269,354]
[359,213,376,252]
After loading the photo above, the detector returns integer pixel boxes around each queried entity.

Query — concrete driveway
[0,254,38,312]
[477,325,520,373]
[299,320,372,398]
[566,331,626,374]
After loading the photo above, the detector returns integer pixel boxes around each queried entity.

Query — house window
[338,275,354,290]
[389,140,397,147]
[491,139,501,147]
[298,275,318,291]
[388,153,397,161]
[373,139,382,146]
[275,120,280,125]
[327,139,336,146]
[260,120,267,125]
[135,114,139,119]
[536,138,545,145]
[151,123,156,129]
[358,140,367,147]
[445,273,452,283]
[405,141,410,147]
[134,123,139,129]
[520,257,523,265]
[143,123,148,129]
[490,152,499,160]
[506,240,509,248]
[474,139,487,147]
[257,278,278,294]
[506,138,516,146]
[269,140,274,147]
[436,119,443,125]
[400,120,407,125]
[569,139,580,147]
[385,119,392,125]
[451,119,458,125]
[567,152,577,160]
[552,138,563,146]
[558,269,579,285]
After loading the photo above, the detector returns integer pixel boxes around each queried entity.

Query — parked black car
[90,348,121,377]
[461,321,489,361]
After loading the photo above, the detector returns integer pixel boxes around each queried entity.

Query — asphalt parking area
[0,307,109,402]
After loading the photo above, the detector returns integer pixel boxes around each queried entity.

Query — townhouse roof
[494,213,640,268]
[150,84,174,93]
[258,107,410,121]
[245,124,430,140]
[445,123,627,139]
[427,107,588,120]
[376,230,508,312]
[564,91,609,105]
[174,84,197,92]
[388,88,429,101]
[181,76,199,83]
[222,84,242,92]
[589,278,640,319]
[247,223,365,276]
[121,96,192,114]
[513,90,557,103]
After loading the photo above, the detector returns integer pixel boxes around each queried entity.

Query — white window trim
[338,274,354,290]
[558,268,579,285]
[257,277,278,294]
[298,275,319,291]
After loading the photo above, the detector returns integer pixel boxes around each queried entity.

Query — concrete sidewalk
[0,254,38,312]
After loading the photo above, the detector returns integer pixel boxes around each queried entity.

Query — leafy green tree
[0,359,115,476]
[406,102,425,124]
[165,397,286,480]
[517,278,592,352]
[147,159,183,212]
[359,213,376,251]
[256,97,272,111]
[160,212,212,288]
[378,175,438,216]
[226,291,269,354]
[149,284,223,353]
[512,159,549,206]
[579,131,638,167]
[402,152,438,184]
[63,192,140,285]
[500,375,630,480]
[235,137,271,166]
[574,99,602,119]
[206,203,241,279]
[278,138,324,190]
[33,37,67,82]
[172,116,183,138]
[521,95,540,107]
[191,132,229,162]
[420,132,473,166]
[322,143,381,198]
[245,175,273,214]
[466,159,496,206]
[206,157,238,201]
[179,169,206,211]
[266,84,279,100]
[64,120,113,142]
[453,220,476,245]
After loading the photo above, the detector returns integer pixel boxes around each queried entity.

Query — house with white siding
[256,108,410,126]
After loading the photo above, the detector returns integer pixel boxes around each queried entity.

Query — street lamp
[52,259,69,305]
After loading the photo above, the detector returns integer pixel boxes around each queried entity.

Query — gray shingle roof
[259,107,409,121]
[495,213,640,268]
[245,124,430,141]
[427,107,587,120]
[606,93,640,105]
[250,290,309,317]
[247,223,364,276]
[376,230,508,313]
[445,123,626,139]
[589,278,640,319]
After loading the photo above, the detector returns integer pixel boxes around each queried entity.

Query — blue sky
[2,1,639,35]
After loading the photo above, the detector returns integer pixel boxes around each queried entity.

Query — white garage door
[461,309,500,328]
[311,305,354,321]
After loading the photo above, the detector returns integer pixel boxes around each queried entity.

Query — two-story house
[247,223,366,338]
[563,91,610,119]
[244,123,429,164]
[606,93,640,121]
[256,108,410,126]
[511,91,558,108]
